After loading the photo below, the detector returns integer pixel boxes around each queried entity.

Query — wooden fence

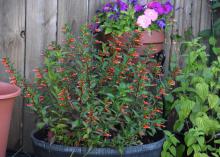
[0,0,211,153]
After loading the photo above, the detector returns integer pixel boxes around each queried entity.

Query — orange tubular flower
[103,133,111,137]
[144,115,149,119]
[143,124,150,129]
[115,47,122,52]
[1,57,7,65]
[154,123,165,128]
[144,101,149,105]
[69,38,75,42]
[168,79,176,86]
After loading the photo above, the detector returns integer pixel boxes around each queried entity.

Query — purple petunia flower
[117,0,128,11]
[134,4,144,12]
[109,12,120,21]
[147,0,173,15]
[128,0,138,5]
[163,0,173,14]
[102,3,113,12]
[157,19,166,29]
[147,1,164,15]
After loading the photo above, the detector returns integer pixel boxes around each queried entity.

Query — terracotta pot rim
[0,81,21,100]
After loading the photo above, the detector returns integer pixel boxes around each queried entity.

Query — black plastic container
[31,129,165,157]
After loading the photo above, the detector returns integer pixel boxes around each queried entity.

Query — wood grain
[200,0,211,31]
[24,0,57,152]
[192,0,202,36]
[57,0,88,43]
[0,0,25,150]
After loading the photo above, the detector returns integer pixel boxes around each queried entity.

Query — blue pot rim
[31,129,165,155]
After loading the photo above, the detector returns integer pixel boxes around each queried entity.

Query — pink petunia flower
[144,9,158,21]
[137,15,152,28]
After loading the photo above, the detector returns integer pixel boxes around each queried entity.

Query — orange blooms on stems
[154,123,165,128]
[103,133,112,138]
[1,25,174,148]
[168,79,175,86]
[69,38,75,42]
[144,101,150,105]
[143,124,150,129]
[33,68,43,79]
[1,57,18,85]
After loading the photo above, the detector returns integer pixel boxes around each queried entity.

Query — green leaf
[124,115,131,123]
[213,47,220,55]
[120,97,133,102]
[169,146,176,156]
[105,28,112,34]
[209,36,217,46]
[174,97,195,129]
[195,115,220,133]
[165,94,174,102]
[37,122,46,129]
[194,153,208,157]
[56,123,68,129]
[173,120,184,132]
[187,147,193,156]
[161,151,173,157]
[208,94,219,109]
[71,120,81,129]
[197,137,205,147]
[163,141,172,151]
[185,134,196,147]
[105,93,115,99]
[211,153,220,157]
[176,144,185,157]
[195,83,209,102]
[214,139,220,144]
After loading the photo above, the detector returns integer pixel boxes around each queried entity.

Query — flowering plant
[2,25,170,152]
[92,0,173,36]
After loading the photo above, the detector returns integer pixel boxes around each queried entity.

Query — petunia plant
[2,25,170,152]
[137,1,173,30]
[91,0,173,36]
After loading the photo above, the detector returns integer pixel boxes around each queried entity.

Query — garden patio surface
[6,151,33,157]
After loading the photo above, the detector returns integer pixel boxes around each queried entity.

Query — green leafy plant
[163,38,220,157]
[161,131,185,157]
[2,25,169,152]
[209,36,220,56]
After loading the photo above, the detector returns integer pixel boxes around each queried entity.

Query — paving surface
[6,152,33,157]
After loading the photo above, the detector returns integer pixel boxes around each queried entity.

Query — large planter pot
[31,129,165,157]
[136,30,165,55]
[103,30,165,55]
[0,82,21,157]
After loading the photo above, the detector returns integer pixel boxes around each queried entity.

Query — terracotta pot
[103,30,165,55]
[0,82,21,157]
[137,30,165,55]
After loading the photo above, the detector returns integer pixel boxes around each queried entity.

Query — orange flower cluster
[1,57,17,85]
